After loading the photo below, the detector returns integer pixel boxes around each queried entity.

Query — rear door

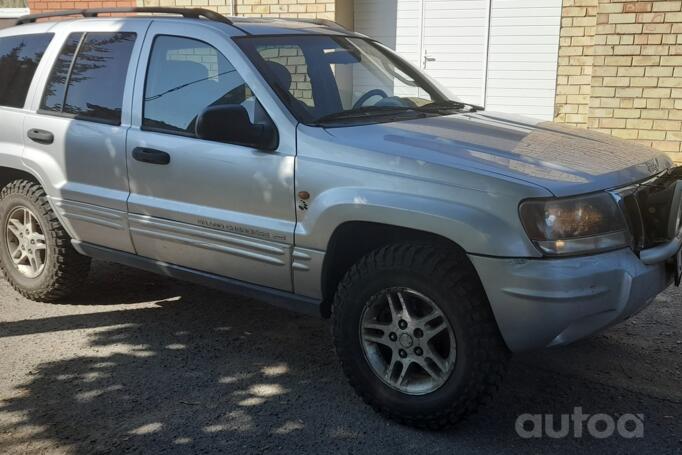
[125,22,297,291]
[0,31,53,178]
[23,20,148,253]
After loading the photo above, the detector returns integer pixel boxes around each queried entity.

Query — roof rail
[291,17,347,31]
[15,7,232,26]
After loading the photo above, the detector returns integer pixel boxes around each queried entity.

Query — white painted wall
[0,8,29,18]
[485,0,562,118]
[353,0,562,120]
[420,0,490,105]
[353,0,423,99]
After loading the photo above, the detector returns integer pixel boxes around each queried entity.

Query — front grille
[615,168,682,252]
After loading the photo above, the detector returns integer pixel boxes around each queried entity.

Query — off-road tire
[0,179,90,301]
[332,242,510,430]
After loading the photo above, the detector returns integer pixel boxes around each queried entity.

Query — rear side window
[40,32,136,125]
[40,34,80,113]
[0,33,53,108]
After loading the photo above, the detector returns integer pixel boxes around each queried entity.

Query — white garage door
[354,0,562,119]
[486,0,563,118]
[420,0,490,106]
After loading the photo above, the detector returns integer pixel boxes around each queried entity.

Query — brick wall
[555,0,682,160]
[555,0,599,128]
[27,0,136,14]
[27,0,334,19]
[138,0,335,21]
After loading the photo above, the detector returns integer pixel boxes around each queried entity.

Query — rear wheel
[0,180,90,301]
[332,243,509,429]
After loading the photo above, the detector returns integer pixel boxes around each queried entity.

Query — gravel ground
[0,260,680,454]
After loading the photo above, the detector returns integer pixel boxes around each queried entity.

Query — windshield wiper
[311,100,480,126]
[416,100,483,113]
[313,105,422,125]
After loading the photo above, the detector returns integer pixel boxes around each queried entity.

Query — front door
[126,23,296,291]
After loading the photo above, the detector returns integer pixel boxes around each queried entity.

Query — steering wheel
[353,89,389,110]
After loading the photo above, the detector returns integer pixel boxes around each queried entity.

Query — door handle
[132,147,171,165]
[27,129,54,145]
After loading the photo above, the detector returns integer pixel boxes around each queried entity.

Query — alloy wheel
[359,287,457,395]
[5,206,47,279]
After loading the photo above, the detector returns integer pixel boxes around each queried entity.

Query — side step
[71,240,321,317]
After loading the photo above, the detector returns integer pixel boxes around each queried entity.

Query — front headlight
[519,192,630,256]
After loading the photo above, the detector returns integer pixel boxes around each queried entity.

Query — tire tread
[332,242,509,430]
[0,179,90,301]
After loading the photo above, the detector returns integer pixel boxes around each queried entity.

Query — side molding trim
[71,240,322,317]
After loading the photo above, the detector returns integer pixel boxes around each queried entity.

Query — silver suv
[0,7,680,429]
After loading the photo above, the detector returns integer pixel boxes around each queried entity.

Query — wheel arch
[298,187,536,258]
[0,165,79,242]
[319,221,469,318]
[0,166,41,191]
[297,188,538,317]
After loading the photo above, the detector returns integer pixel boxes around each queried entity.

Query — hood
[322,112,673,197]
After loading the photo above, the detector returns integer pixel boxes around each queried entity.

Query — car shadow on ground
[0,261,680,454]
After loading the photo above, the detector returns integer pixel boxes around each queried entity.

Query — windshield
[237,35,478,126]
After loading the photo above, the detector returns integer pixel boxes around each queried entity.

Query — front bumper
[469,248,673,352]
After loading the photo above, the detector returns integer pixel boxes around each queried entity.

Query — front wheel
[332,243,509,429]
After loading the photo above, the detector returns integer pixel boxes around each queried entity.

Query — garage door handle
[132,147,171,165]
[423,53,436,67]
[27,129,54,145]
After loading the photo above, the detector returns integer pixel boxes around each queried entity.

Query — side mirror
[195,104,278,150]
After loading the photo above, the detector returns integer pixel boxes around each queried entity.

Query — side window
[143,35,253,136]
[40,32,137,125]
[41,33,81,113]
[0,33,53,108]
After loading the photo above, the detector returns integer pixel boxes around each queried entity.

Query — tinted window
[41,32,136,125]
[0,33,53,108]
[41,33,81,113]
[143,35,254,136]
